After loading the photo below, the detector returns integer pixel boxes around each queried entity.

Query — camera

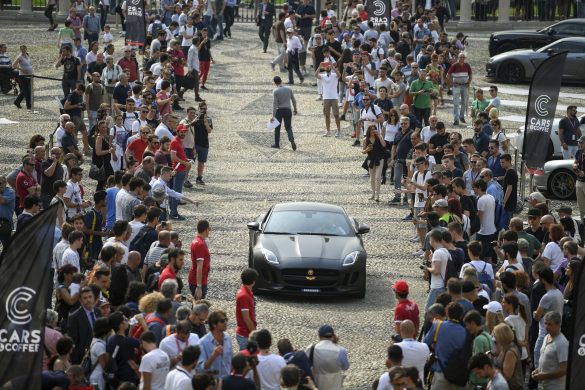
[108,79,113,84]
[489,241,499,247]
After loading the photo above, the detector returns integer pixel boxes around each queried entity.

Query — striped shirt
[144,244,169,267]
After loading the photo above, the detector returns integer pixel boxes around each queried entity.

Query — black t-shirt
[314,45,326,67]
[198,40,211,61]
[41,159,64,197]
[558,116,580,146]
[65,91,83,118]
[61,56,80,81]
[106,335,140,382]
[503,168,518,211]
[451,167,463,178]
[526,226,546,243]
[61,132,78,152]
[326,40,342,60]
[296,4,316,27]
[87,61,106,77]
[454,240,469,262]
[194,120,210,148]
[221,375,256,390]
[429,132,450,161]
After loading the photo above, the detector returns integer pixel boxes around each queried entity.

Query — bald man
[109,250,141,306]
[126,250,142,282]
[396,320,429,384]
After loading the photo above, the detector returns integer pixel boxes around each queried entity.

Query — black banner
[568,255,585,389]
[521,51,568,174]
[0,204,58,389]
[126,0,146,47]
[365,0,390,28]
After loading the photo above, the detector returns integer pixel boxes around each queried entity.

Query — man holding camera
[193,102,213,185]
[63,83,90,156]
[315,62,341,138]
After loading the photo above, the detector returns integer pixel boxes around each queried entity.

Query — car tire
[498,60,525,84]
[496,42,517,54]
[547,169,576,200]
[355,286,366,299]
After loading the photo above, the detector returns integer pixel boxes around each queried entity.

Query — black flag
[568,257,585,389]
[521,51,568,174]
[0,204,58,389]
[365,0,390,28]
[125,0,146,47]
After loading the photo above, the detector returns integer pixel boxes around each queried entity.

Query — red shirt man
[117,49,138,82]
[392,280,420,334]
[189,220,210,299]
[125,128,150,163]
[170,124,189,173]
[158,248,185,289]
[16,156,39,208]
[235,268,259,348]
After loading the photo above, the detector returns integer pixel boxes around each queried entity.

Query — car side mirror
[247,222,260,231]
[546,48,555,56]
[548,29,556,35]
[357,224,370,234]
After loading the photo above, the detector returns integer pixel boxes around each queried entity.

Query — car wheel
[355,286,366,299]
[497,42,517,54]
[547,169,576,200]
[498,60,525,84]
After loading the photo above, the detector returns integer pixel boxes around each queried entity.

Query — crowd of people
[1,0,585,389]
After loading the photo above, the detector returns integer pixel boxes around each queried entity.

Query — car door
[531,41,585,80]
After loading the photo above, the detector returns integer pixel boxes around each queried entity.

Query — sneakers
[413,249,424,256]
[195,96,205,102]
[315,95,322,101]
[453,120,459,126]
[340,114,346,121]
[389,195,401,204]
[196,178,206,185]
[322,131,331,137]
[169,214,186,221]
[271,144,280,148]
[184,180,193,188]
[459,117,466,124]
[402,213,414,221]
[409,235,420,243]
[291,140,297,151]
[201,85,209,90]
[352,140,360,146]
[335,131,341,138]
[271,62,275,71]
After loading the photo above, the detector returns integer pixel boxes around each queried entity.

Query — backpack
[122,111,139,133]
[442,332,473,386]
[151,21,163,38]
[494,201,508,232]
[129,226,155,260]
[146,271,161,292]
[130,313,165,339]
[442,250,458,287]
[473,262,494,296]
[103,344,120,388]
[80,345,98,378]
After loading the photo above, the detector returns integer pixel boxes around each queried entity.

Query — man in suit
[258,0,275,53]
[67,286,100,364]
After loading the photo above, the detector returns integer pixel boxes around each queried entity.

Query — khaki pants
[431,372,466,390]
[576,180,585,222]
[369,164,382,198]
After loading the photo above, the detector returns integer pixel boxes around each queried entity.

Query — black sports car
[247,202,370,298]
[488,18,585,56]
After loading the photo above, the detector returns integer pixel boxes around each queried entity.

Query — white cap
[483,301,503,314]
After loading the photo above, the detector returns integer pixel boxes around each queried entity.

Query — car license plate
[301,288,320,293]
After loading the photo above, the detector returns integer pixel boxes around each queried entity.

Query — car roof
[554,37,585,43]
[272,202,346,213]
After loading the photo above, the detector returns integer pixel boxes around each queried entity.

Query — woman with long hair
[503,293,529,374]
[493,323,524,390]
[381,109,400,184]
[92,120,115,191]
[362,124,386,202]
[55,263,81,331]
[425,53,444,114]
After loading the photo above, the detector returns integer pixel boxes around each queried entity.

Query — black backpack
[442,332,473,387]
[441,250,458,287]
[129,226,155,260]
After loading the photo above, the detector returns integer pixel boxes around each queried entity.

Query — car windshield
[264,210,354,236]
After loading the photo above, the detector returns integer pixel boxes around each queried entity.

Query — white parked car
[508,115,585,160]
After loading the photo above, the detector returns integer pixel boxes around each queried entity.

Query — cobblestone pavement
[0,20,582,388]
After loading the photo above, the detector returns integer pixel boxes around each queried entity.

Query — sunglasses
[471,161,477,164]
[141,132,150,135]
[479,175,485,179]
[218,318,228,323]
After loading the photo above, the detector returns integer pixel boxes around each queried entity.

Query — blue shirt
[423,320,467,372]
[0,187,15,223]
[197,332,233,379]
[487,154,506,178]
[473,131,490,155]
[487,180,504,203]
[105,187,120,230]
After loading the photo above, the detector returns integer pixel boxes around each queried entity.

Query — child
[391,280,420,339]
[102,25,113,47]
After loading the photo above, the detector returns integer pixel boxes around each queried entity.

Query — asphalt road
[0,21,583,388]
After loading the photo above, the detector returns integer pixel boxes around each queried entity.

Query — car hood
[492,30,545,38]
[489,49,543,63]
[259,234,362,260]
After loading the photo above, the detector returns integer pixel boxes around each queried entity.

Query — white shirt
[376,372,391,390]
[477,193,496,235]
[505,314,528,360]
[64,180,83,219]
[53,239,69,270]
[420,126,437,143]
[460,260,495,280]
[164,366,193,390]
[155,123,175,140]
[430,247,450,289]
[542,241,564,270]
[319,72,338,100]
[139,348,171,390]
[61,247,80,271]
[159,334,200,363]
[412,169,431,208]
[286,35,303,53]
[131,118,149,135]
[103,237,129,264]
[180,25,195,47]
[284,17,294,30]
[55,126,66,147]
[395,339,430,383]
[383,122,400,143]
[255,354,286,390]
[128,220,145,244]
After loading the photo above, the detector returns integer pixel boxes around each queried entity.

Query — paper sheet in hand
[267,118,280,129]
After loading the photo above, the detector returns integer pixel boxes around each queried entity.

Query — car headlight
[261,248,279,264]
[342,251,360,267]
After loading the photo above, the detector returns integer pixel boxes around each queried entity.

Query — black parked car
[247,202,369,298]
[488,18,585,56]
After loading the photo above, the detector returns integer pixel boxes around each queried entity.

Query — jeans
[86,32,99,47]
[272,43,286,71]
[578,3,585,18]
[88,110,97,131]
[426,287,446,311]
[99,5,109,29]
[476,232,496,261]
[169,170,186,216]
[393,159,406,192]
[214,14,224,39]
[44,4,55,25]
[287,52,303,84]
[274,108,294,146]
[534,329,546,368]
[204,15,216,38]
[414,106,431,127]
[62,78,77,98]
[15,75,32,109]
[258,23,271,51]
[452,85,469,121]
[236,334,249,351]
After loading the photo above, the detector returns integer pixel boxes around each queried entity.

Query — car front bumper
[486,62,497,79]
[533,172,548,193]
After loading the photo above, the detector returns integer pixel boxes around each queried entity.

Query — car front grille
[281,268,340,287]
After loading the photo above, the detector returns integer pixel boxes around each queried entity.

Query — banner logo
[373,0,386,16]
[6,287,36,325]
[534,95,551,117]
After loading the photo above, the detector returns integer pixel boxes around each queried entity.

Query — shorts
[414,207,426,229]
[195,145,209,163]
[70,116,86,133]
[184,147,194,160]
[323,99,339,116]
[299,26,312,42]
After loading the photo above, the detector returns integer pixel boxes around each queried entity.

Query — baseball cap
[318,324,335,337]
[392,280,409,294]
[527,191,546,203]
[557,206,573,214]
[579,135,585,143]
[527,208,542,217]
[432,199,448,208]
[176,123,188,133]
[286,27,294,33]
[483,301,503,313]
